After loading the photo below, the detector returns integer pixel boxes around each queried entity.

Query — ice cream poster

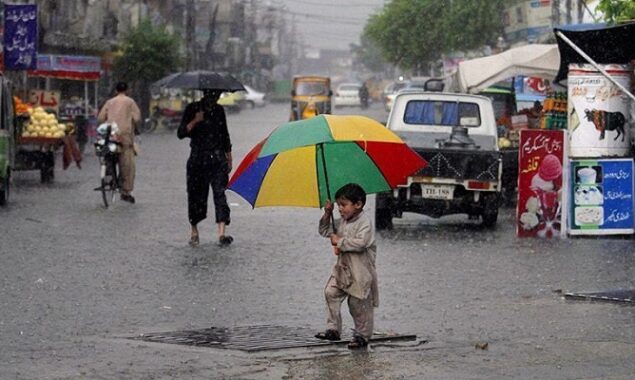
[517,130,566,238]
[568,158,634,235]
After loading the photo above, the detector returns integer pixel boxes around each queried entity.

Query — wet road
[2,102,635,379]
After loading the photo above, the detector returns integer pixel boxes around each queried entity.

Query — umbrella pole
[319,143,340,256]
[318,143,337,233]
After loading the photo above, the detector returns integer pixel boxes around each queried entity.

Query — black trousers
[187,152,230,226]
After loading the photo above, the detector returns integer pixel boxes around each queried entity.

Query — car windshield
[296,82,328,96]
[404,100,481,126]
[339,85,359,92]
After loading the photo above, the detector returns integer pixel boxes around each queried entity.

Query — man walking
[98,82,141,203]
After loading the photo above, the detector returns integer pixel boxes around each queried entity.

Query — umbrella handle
[330,213,340,256]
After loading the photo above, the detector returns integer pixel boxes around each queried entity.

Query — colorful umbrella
[228,114,426,208]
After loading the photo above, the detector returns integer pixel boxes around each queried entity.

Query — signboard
[28,54,101,81]
[3,4,38,70]
[28,90,61,113]
[568,158,634,235]
[567,63,632,157]
[517,129,567,238]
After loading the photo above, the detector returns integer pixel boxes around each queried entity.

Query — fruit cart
[13,107,78,183]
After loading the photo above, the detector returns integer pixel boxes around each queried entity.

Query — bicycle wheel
[101,159,118,208]
[100,163,110,208]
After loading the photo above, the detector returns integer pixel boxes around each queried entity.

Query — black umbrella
[152,70,245,92]
[554,22,635,83]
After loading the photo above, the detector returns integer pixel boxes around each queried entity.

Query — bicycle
[94,122,121,208]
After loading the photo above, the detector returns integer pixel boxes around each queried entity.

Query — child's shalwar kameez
[319,210,379,340]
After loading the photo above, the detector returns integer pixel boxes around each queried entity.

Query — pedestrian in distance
[315,183,379,349]
[97,81,141,204]
[177,89,233,247]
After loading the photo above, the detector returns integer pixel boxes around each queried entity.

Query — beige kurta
[97,93,141,194]
[97,93,141,147]
[319,210,379,307]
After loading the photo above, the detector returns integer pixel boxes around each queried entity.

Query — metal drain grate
[131,325,417,352]
[564,289,635,304]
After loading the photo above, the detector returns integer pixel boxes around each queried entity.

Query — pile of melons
[21,107,67,138]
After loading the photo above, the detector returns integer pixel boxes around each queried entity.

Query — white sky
[275,0,386,51]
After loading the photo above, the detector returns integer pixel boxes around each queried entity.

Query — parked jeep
[376,91,502,229]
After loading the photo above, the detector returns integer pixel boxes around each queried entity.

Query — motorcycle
[140,106,183,133]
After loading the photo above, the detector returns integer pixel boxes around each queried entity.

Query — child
[315,183,379,349]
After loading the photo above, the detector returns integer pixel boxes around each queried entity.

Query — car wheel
[375,206,393,230]
[481,192,500,228]
[246,100,255,109]
[0,172,9,206]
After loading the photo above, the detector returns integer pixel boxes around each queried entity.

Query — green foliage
[113,19,182,85]
[364,0,511,71]
[597,0,635,24]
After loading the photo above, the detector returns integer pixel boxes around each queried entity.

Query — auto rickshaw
[289,76,332,121]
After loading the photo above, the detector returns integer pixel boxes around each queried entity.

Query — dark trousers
[187,152,230,226]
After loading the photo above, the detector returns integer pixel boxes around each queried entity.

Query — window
[403,100,481,126]
[296,82,328,96]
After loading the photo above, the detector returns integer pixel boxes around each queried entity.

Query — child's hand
[329,234,340,246]
[323,200,334,215]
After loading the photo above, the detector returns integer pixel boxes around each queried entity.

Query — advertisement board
[568,158,634,235]
[3,4,38,70]
[516,129,567,238]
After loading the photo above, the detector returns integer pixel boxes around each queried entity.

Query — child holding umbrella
[315,183,379,349]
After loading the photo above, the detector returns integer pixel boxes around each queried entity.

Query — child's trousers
[324,275,374,340]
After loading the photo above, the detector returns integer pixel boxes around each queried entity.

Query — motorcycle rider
[359,82,369,109]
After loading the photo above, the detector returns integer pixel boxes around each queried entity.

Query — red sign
[516,129,566,238]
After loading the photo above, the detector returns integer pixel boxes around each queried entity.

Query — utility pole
[552,0,561,27]
[576,0,586,23]
[204,3,219,70]
[185,0,196,70]
[565,0,572,24]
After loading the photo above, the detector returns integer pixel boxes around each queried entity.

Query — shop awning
[28,54,101,81]
[450,44,560,93]
[554,22,635,83]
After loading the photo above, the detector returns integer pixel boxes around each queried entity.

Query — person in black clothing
[358,82,369,109]
[177,90,233,246]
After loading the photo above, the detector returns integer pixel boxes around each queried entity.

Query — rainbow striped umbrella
[228,115,426,208]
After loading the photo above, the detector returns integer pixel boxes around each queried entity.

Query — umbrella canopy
[451,44,560,93]
[228,115,427,208]
[554,22,635,83]
[152,70,245,92]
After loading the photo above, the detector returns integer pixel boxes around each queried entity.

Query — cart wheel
[0,172,9,206]
[40,152,55,183]
[40,165,54,183]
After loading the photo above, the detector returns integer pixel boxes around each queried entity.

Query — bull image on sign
[583,108,626,141]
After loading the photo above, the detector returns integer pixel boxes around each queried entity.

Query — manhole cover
[130,325,417,352]
[564,289,635,304]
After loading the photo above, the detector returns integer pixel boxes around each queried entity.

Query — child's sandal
[189,234,200,246]
[347,336,368,349]
[314,329,340,341]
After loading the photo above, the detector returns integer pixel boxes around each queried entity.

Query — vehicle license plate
[420,184,454,200]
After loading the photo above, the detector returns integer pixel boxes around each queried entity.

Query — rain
[1,1,635,379]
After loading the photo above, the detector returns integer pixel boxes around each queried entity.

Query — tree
[113,19,182,118]
[597,0,635,24]
[363,0,510,72]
